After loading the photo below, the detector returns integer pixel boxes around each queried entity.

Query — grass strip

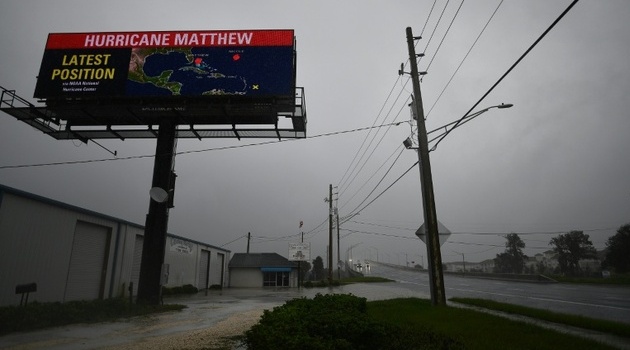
[367,298,620,350]
[340,276,394,284]
[550,275,630,285]
[450,297,630,339]
[0,298,184,335]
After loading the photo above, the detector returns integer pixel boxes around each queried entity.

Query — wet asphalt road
[0,283,425,350]
[365,262,630,325]
[1,269,629,349]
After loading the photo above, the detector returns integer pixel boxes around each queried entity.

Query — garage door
[212,253,225,287]
[198,250,210,290]
[64,221,111,301]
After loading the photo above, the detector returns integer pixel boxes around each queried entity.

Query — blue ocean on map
[125,47,293,97]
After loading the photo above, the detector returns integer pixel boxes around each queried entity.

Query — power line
[425,0,504,118]
[422,0,452,54]
[347,220,614,236]
[338,97,409,198]
[350,220,416,231]
[424,0,465,73]
[420,0,440,37]
[338,84,409,194]
[341,148,406,215]
[431,0,581,151]
[219,234,246,248]
[339,145,404,211]
[337,76,403,190]
[343,228,418,240]
[0,121,405,170]
[346,160,419,218]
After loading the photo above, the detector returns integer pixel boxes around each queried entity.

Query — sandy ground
[1,308,266,350]
[99,308,265,350]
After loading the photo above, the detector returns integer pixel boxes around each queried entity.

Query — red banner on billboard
[44,30,294,49]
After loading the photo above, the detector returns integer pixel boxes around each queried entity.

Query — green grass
[0,298,184,335]
[549,274,630,285]
[367,298,623,350]
[451,297,630,339]
[339,276,394,284]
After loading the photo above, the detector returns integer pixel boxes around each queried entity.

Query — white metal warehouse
[0,184,230,307]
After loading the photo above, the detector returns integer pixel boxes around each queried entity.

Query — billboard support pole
[137,119,177,304]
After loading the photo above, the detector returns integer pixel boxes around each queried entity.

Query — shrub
[243,294,463,350]
[161,284,198,295]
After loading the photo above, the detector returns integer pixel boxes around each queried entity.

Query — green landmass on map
[128,47,193,95]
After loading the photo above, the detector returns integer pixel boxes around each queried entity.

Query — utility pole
[299,228,304,288]
[246,232,251,253]
[336,207,340,280]
[406,27,446,306]
[328,184,333,284]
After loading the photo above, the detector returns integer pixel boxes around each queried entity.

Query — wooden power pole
[406,27,446,306]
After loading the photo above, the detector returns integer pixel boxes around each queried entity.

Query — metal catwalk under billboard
[34,30,295,99]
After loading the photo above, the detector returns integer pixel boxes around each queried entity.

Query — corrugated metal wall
[0,186,230,306]
[130,235,144,297]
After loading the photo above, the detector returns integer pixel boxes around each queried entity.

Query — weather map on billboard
[126,46,293,97]
[34,30,295,99]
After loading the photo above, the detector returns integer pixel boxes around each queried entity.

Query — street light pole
[406,27,446,306]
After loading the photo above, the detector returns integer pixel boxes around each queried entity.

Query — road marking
[398,280,430,288]
[448,287,630,312]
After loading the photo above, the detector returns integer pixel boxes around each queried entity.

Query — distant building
[229,253,298,287]
[477,259,495,273]
[0,184,229,306]
[444,259,494,273]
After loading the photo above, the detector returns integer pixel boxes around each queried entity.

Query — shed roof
[229,252,297,268]
[0,183,229,253]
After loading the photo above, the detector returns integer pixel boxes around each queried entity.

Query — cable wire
[424,0,466,73]
[342,147,406,213]
[338,83,409,194]
[431,0,580,151]
[422,0,452,54]
[338,96,409,198]
[339,145,405,210]
[0,121,405,170]
[425,0,504,118]
[420,0,439,37]
[337,76,403,190]
[346,160,419,218]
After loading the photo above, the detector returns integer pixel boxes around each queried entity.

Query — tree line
[494,223,630,276]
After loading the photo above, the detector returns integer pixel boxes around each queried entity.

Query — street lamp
[346,242,363,269]
[428,103,513,150]
[403,103,514,151]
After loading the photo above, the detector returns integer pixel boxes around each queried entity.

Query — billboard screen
[34,30,295,99]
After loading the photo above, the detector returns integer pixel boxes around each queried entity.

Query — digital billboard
[34,30,295,100]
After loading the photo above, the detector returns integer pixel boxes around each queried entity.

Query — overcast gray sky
[1,0,629,266]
